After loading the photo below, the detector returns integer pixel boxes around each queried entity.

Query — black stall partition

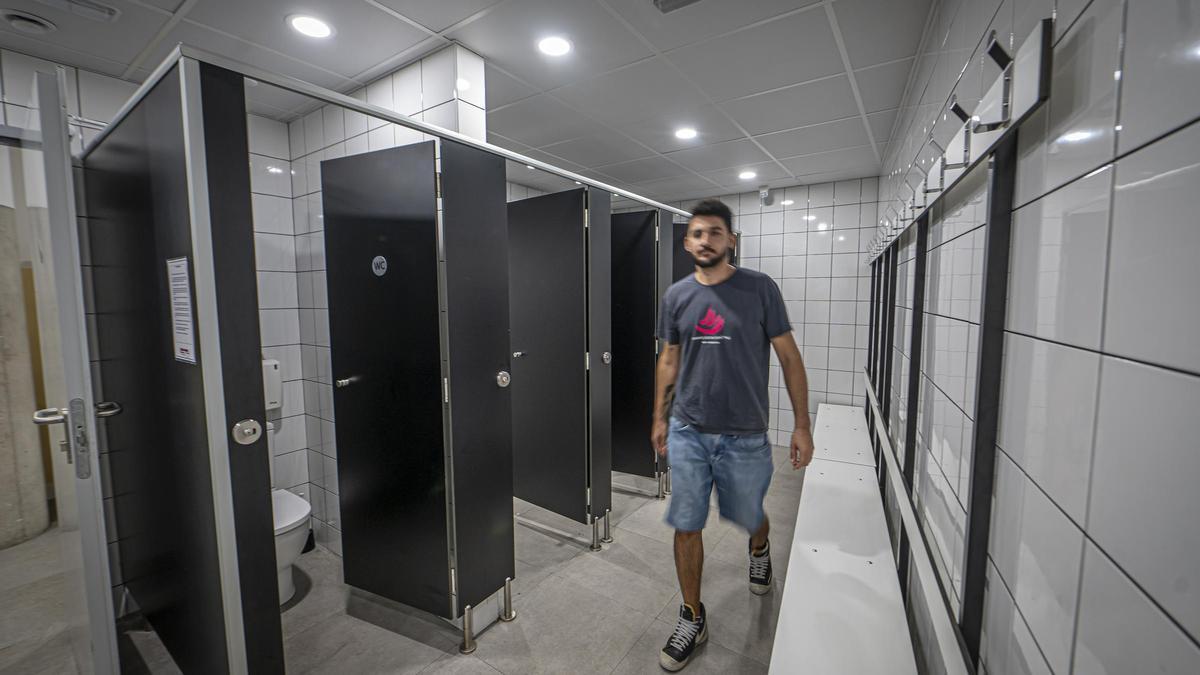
[610,210,667,480]
[508,188,613,534]
[83,61,283,673]
[322,140,515,625]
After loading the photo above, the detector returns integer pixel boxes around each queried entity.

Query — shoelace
[668,615,702,652]
[750,553,770,579]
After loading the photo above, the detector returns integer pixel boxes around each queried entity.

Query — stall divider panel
[586,189,612,519]
[438,140,515,614]
[322,142,451,617]
[610,210,658,478]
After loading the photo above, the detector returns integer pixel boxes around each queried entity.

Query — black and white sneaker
[660,603,707,671]
[749,540,773,594]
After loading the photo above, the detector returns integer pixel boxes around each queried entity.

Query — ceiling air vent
[2,9,57,34]
[36,0,120,23]
[652,0,703,14]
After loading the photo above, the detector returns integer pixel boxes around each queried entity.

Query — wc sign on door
[371,255,388,277]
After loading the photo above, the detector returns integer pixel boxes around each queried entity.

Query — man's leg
[749,515,770,555]
[674,530,704,609]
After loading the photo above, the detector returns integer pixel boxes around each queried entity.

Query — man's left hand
[791,427,814,469]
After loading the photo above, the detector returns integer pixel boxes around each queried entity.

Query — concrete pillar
[0,204,50,549]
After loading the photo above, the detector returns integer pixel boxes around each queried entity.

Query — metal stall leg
[501,577,517,622]
[665,467,672,495]
[590,516,603,552]
[601,509,613,543]
[459,605,477,654]
[656,471,666,500]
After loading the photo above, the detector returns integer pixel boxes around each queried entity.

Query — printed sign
[167,257,197,364]
[372,255,388,277]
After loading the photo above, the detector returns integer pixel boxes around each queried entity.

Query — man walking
[652,199,814,671]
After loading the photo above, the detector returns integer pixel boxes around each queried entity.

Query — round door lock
[232,419,262,446]
[602,352,613,365]
[496,371,511,388]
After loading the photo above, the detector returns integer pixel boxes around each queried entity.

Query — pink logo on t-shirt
[695,307,726,335]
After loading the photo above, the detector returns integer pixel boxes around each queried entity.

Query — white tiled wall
[881,1,1200,672]
[283,44,486,556]
[663,178,880,447]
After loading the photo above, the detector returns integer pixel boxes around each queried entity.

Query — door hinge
[655,224,660,242]
[449,566,458,597]
[585,352,590,370]
[586,487,591,508]
[436,172,443,198]
[442,377,449,404]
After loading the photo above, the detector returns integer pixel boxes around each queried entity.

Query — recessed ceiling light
[675,127,697,140]
[738,170,757,180]
[289,15,332,38]
[538,36,572,56]
[781,199,794,206]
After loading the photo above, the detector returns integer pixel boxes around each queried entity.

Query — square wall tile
[980,563,1053,675]
[247,114,289,159]
[1089,356,1200,639]
[997,333,1099,522]
[1072,542,1200,674]
[989,452,1084,672]
[1007,167,1111,350]
[1105,121,1200,374]
[1117,0,1200,154]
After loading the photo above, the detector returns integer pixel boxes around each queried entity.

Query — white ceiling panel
[853,58,913,113]
[374,0,504,32]
[662,137,771,173]
[615,103,744,154]
[602,0,822,53]
[552,57,708,128]
[485,94,608,147]
[867,108,898,141]
[485,63,538,109]
[832,0,932,69]
[720,75,859,136]
[755,116,872,159]
[446,0,653,91]
[0,0,168,73]
[630,173,719,199]
[139,0,185,11]
[700,161,790,190]
[781,145,878,176]
[666,8,843,103]
[540,128,656,167]
[185,0,427,80]
[140,20,357,90]
[595,155,691,184]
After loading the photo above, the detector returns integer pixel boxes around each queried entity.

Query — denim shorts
[665,417,774,533]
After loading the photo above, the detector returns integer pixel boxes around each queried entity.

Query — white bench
[769,404,917,674]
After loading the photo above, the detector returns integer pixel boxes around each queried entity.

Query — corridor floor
[281,444,805,675]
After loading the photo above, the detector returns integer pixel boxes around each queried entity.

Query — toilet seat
[272,488,311,535]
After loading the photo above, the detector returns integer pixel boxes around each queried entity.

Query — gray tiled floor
[0,528,82,675]
[283,447,806,674]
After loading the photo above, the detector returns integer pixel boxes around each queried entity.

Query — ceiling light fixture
[781,199,794,206]
[3,10,56,34]
[289,15,332,38]
[738,170,757,180]
[675,126,697,140]
[538,36,572,56]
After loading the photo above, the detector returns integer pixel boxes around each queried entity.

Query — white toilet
[266,420,311,604]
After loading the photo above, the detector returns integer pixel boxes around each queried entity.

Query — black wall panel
[610,210,658,478]
[198,63,283,673]
[323,143,451,617]
[84,65,231,675]
[439,140,515,614]
[586,190,612,518]
[508,190,589,521]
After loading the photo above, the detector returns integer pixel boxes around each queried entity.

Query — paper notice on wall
[167,257,197,364]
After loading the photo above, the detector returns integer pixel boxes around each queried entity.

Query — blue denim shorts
[665,417,774,533]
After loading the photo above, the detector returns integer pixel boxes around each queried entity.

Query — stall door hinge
[585,352,590,370]
[449,567,458,597]
[586,487,591,508]
[442,377,449,404]
[436,172,443,198]
[655,224,660,242]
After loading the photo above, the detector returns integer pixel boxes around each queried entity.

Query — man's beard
[692,249,726,269]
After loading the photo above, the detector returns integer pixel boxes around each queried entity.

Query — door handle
[496,371,511,388]
[33,401,121,425]
[512,351,525,359]
[336,376,358,388]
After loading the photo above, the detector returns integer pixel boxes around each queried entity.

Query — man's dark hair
[690,198,733,232]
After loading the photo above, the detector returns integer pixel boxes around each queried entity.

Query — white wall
[879,1,1200,673]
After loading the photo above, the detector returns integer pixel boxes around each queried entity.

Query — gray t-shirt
[657,267,790,434]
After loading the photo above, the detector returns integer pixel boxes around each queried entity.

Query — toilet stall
[321,140,516,627]
[507,188,613,543]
